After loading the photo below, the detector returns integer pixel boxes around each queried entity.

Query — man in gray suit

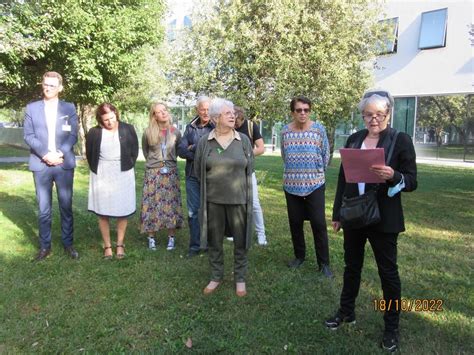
[24,71,79,261]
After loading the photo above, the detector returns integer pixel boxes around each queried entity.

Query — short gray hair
[209,98,234,120]
[196,95,211,108]
[358,90,394,113]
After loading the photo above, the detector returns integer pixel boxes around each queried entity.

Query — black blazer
[85,122,139,174]
[332,127,417,233]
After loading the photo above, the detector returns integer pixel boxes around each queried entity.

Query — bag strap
[386,130,399,165]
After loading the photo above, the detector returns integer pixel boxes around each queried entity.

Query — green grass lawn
[0,157,472,353]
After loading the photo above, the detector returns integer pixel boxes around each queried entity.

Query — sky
[166,0,194,23]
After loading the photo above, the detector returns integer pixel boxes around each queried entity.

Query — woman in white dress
[86,103,139,259]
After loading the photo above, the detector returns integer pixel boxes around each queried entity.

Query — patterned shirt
[281,121,330,196]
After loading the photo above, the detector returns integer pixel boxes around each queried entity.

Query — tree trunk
[76,104,94,157]
[327,124,336,166]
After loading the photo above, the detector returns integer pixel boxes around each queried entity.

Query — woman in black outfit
[325,90,417,353]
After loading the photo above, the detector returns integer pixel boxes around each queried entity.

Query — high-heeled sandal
[103,246,113,260]
[116,245,125,259]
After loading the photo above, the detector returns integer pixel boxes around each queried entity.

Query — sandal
[103,246,113,260]
[116,245,126,260]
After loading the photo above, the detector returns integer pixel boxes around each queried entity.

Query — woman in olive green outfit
[194,98,254,297]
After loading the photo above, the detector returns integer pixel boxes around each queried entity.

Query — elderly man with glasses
[178,96,214,258]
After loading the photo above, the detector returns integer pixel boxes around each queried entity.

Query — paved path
[1,155,473,168]
[0,156,29,163]
[332,152,474,169]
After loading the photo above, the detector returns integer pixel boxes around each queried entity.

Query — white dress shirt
[44,98,59,153]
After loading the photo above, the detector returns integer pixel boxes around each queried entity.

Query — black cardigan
[85,122,139,174]
[332,128,417,233]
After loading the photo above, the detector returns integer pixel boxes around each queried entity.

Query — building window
[378,17,399,54]
[418,8,448,49]
[183,15,192,28]
[167,19,177,42]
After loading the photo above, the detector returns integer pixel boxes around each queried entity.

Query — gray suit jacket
[23,99,78,171]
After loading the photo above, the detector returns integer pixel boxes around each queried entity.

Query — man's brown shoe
[33,248,51,262]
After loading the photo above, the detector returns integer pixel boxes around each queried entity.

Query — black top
[85,122,139,174]
[332,127,417,233]
[235,119,262,145]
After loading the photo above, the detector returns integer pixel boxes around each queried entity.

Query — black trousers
[284,186,329,266]
[340,228,401,331]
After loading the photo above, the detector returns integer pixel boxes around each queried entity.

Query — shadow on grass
[0,191,38,248]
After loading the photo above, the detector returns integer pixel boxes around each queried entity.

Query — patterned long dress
[140,128,183,232]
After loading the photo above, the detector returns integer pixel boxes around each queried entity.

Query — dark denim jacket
[177,116,214,178]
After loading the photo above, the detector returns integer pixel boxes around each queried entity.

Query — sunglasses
[363,90,390,99]
[363,90,394,106]
[294,108,310,113]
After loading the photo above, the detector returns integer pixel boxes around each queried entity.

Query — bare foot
[236,282,247,297]
[203,281,221,294]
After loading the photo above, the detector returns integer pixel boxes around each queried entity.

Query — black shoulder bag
[339,130,399,230]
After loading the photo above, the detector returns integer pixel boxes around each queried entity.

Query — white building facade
[373,0,473,137]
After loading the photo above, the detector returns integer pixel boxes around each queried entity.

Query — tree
[417,95,474,147]
[0,0,166,151]
[171,0,384,153]
[112,44,171,113]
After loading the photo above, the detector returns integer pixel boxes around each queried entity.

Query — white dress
[88,128,136,217]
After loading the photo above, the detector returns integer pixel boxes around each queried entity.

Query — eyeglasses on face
[362,113,387,122]
[42,83,58,88]
[294,108,310,113]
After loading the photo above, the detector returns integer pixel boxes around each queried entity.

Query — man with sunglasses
[24,71,79,261]
[280,96,333,278]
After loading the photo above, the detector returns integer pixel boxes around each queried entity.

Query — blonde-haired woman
[140,103,183,250]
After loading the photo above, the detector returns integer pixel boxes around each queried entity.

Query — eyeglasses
[294,108,310,113]
[42,83,59,88]
[362,113,388,122]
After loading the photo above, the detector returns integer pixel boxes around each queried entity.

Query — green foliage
[172,0,383,127]
[112,45,171,113]
[417,95,474,146]
[0,0,166,109]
